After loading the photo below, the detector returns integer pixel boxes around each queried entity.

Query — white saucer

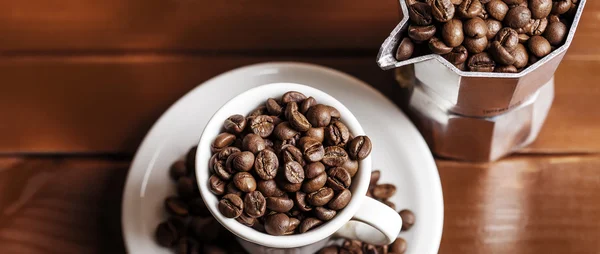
[121,62,444,254]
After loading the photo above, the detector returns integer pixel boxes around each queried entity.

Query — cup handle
[333,197,402,245]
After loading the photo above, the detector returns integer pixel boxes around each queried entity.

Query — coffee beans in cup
[396,0,579,73]
[208,91,372,236]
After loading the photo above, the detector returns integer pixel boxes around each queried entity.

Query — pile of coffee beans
[396,0,579,73]
[208,91,372,236]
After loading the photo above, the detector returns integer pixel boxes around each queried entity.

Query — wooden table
[1,1,599,253]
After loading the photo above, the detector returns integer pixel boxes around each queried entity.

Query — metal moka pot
[377,0,586,117]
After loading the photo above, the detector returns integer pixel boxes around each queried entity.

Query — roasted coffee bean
[307,187,335,206]
[273,122,299,141]
[175,238,190,254]
[505,6,531,28]
[431,0,455,22]
[328,189,352,211]
[429,37,453,54]
[342,159,359,177]
[236,212,257,227]
[228,151,254,172]
[281,145,305,166]
[487,0,509,20]
[213,160,232,181]
[226,181,243,196]
[286,102,311,132]
[192,217,220,243]
[551,0,571,14]
[518,33,531,43]
[306,104,333,127]
[442,19,464,47]
[249,115,275,138]
[458,0,483,18]
[325,120,351,146]
[170,160,188,181]
[242,133,266,154]
[527,18,548,36]
[286,218,301,235]
[257,179,285,197]
[529,54,540,65]
[467,52,496,71]
[399,209,416,231]
[385,200,397,211]
[294,191,313,212]
[452,0,464,3]
[224,114,247,134]
[456,61,467,71]
[266,98,283,116]
[156,221,179,247]
[373,184,397,200]
[528,35,552,57]
[249,106,268,117]
[218,194,244,218]
[189,197,210,217]
[370,170,381,186]
[322,146,349,167]
[408,25,437,42]
[495,65,519,72]
[203,245,227,254]
[212,133,236,153]
[281,91,307,104]
[303,172,328,193]
[178,176,198,198]
[306,127,325,143]
[318,246,340,254]
[408,2,433,25]
[314,206,337,221]
[443,46,469,65]
[278,175,303,192]
[512,43,530,68]
[299,217,323,233]
[347,135,372,160]
[300,97,317,115]
[544,20,567,45]
[479,5,489,19]
[255,149,279,180]
[244,191,267,218]
[342,240,363,253]
[490,41,516,65]
[270,116,283,127]
[305,162,326,179]
[327,167,352,191]
[165,196,189,216]
[504,0,525,4]
[464,17,488,38]
[233,172,257,193]
[464,36,488,53]
[209,174,226,195]
[396,38,415,61]
[283,161,305,184]
[217,147,241,161]
[266,196,295,213]
[486,19,503,40]
[264,213,290,236]
[186,146,197,172]
[390,238,408,253]
[329,106,341,120]
[298,137,325,162]
[530,0,552,18]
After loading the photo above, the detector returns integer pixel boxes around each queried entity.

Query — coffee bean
[328,189,352,210]
[490,41,516,65]
[266,98,283,116]
[347,135,372,160]
[254,149,279,180]
[186,146,197,172]
[342,240,363,253]
[266,196,295,213]
[329,106,341,120]
[458,0,483,18]
[264,213,290,236]
[528,35,552,57]
[223,114,247,134]
[156,221,179,247]
[495,27,519,51]
[209,174,226,196]
[464,36,489,53]
[504,0,525,4]
[527,18,548,36]
[341,159,359,177]
[244,191,266,218]
[322,146,349,167]
[428,36,453,54]
[408,2,433,25]
[544,20,567,45]
[203,245,227,254]
[443,46,469,65]
[390,238,408,253]
[325,120,350,147]
[307,187,335,206]
[299,217,323,233]
[286,217,301,235]
[487,0,509,20]
[233,172,257,193]
[300,97,317,115]
[211,133,236,153]
[298,137,325,162]
[178,176,198,199]
[495,65,519,72]
[249,115,275,138]
[511,43,530,68]
[408,25,437,42]
[464,18,488,38]
[236,212,256,227]
[399,209,416,231]
[306,104,333,127]
[318,245,339,254]
[165,196,189,216]
[213,159,232,181]
[242,133,266,154]
[281,145,305,166]
[218,194,244,218]
[314,206,337,221]
[273,122,299,141]
[370,170,381,186]
[270,116,283,127]
[518,33,530,43]
[305,127,325,143]
[192,217,220,243]
[230,151,255,172]
[373,184,397,200]
[530,0,552,18]
[467,52,496,71]
[505,6,531,28]
[249,106,268,117]
[257,179,285,197]
[283,161,305,184]
[170,160,189,181]
[305,161,326,179]
[486,19,503,40]
[396,38,415,61]
[452,0,464,4]
[225,182,243,196]
[294,191,313,212]
[455,61,467,70]
[189,197,210,217]
[431,0,455,22]
[327,167,352,191]
[551,0,571,15]
[281,91,307,104]
[277,175,303,192]
[303,172,328,193]
[286,101,311,132]
[442,19,464,47]
[384,200,397,211]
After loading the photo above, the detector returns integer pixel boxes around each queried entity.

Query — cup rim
[195,83,372,248]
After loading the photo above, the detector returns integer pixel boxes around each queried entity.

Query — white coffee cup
[196,83,402,254]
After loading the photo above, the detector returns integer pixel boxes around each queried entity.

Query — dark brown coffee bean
[486,19,503,40]
[495,65,519,72]
[544,20,567,45]
[306,104,332,127]
[314,206,337,221]
[306,127,325,143]
[284,217,301,235]
[178,176,198,198]
[281,91,307,104]
[233,172,257,193]
[505,6,531,28]
[165,196,189,216]
[443,46,469,65]
[408,25,437,42]
[504,0,525,4]
[298,137,325,162]
[347,135,372,160]
[266,196,295,213]
[530,0,552,18]
[189,197,210,217]
[305,161,326,179]
[226,181,243,196]
[283,161,305,184]
[327,167,352,191]
[211,133,236,153]
[495,27,519,51]
[191,217,219,242]
[458,0,483,18]
[168,216,188,238]
[467,52,496,72]
[490,41,516,65]
[249,115,275,138]
[370,170,381,187]
[512,43,530,68]
[307,187,335,206]
[464,18,488,38]
[299,97,317,115]
[329,106,341,120]
[390,238,408,253]
[242,133,266,154]
[255,149,279,180]
[396,37,415,61]
[322,146,349,167]
[325,121,350,147]
[175,238,189,254]
[428,37,453,54]
[218,194,244,218]
[318,246,340,254]
[442,19,464,47]
[518,33,530,43]
[487,0,509,20]
[236,212,256,227]
[373,184,397,200]
[213,160,232,181]
[156,221,179,247]
[455,61,467,71]
[431,0,455,22]
[342,240,363,253]
[257,179,285,197]
[342,159,359,177]
[249,106,268,118]
[303,172,328,193]
[209,174,226,196]
[278,176,303,192]
[223,114,247,134]
[294,191,313,212]
[399,209,416,231]
[270,116,283,127]
[203,245,227,254]
[264,213,290,236]
[217,147,241,161]
[385,200,397,211]
[362,244,383,254]
[281,145,305,166]
[286,101,312,132]
[528,35,552,57]
[230,151,255,172]
[464,36,489,53]
[273,122,299,141]
[266,98,283,116]
[527,18,548,36]
[170,160,188,181]
[328,189,352,211]
[408,2,433,25]
[299,217,323,233]
[551,0,571,14]
[244,191,266,218]
[186,146,197,172]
